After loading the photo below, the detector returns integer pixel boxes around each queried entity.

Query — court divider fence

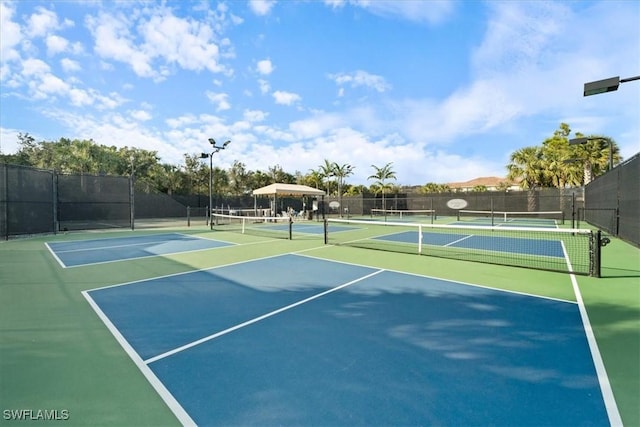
[1,159,638,248]
[581,153,639,247]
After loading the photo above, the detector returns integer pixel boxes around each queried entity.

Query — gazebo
[252,183,326,219]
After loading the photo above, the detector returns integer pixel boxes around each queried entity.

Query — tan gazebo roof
[252,183,326,197]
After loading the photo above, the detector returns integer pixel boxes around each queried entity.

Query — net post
[241,217,246,234]
[430,199,434,224]
[187,206,191,227]
[288,216,292,240]
[418,224,423,254]
[591,230,602,278]
[323,219,328,244]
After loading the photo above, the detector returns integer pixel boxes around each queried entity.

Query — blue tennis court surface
[47,233,232,267]
[376,230,565,257]
[451,220,560,229]
[84,254,609,426]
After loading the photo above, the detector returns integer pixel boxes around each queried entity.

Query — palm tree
[541,137,572,189]
[304,169,324,189]
[368,162,396,211]
[332,162,355,217]
[506,146,544,211]
[319,159,335,195]
[570,135,621,184]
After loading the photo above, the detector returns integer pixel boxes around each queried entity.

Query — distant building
[447,176,521,192]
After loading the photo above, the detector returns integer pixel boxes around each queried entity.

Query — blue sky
[1,0,639,185]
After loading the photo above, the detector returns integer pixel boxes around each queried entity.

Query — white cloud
[272,90,301,105]
[289,112,345,140]
[258,78,270,94]
[329,70,391,93]
[26,6,60,37]
[86,5,226,80]
[130,110,152,121]
[323,0,345,8]
[256,59,274,75]
[0,3,22,64]
[0,127,22,155]
[249,0,276,16]
[206,91,231,111]
[91,91,127,110]
[87,12,155,78]
[46,34,68,55]
[32,73,70,99]
[60,58,81,73]
[139,9,223,73]
[472,2,568,77]
[243,109,268,122]
[346,0,455,25]
[69,88,94,106]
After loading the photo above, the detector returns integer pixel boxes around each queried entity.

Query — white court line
[53,232,223,254]
[53,238,186,254]
[294,251,577,305]
[82,290,196,427]
[144,269,385,365]
[86,249,296,293]
[44,242,68,268]
[50,234,246,268]
[561,241,622,426]
[46,232,179,245]
[443,234,474,247]
[60,245,233,269]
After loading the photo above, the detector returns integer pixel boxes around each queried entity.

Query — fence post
[1,164,7,240]
[52,171,58,234]
[571,193,575,229]
[129,174,135,231]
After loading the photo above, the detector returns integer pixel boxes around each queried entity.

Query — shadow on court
[86,254,610,426]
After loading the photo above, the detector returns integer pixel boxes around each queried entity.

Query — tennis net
[457,210,565,226]
[325,218,596,276]
[212,213,293,239]
[371,208,435,222]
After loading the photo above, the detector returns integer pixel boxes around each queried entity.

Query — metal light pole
[583,75,640,97]
[201,138,231,229]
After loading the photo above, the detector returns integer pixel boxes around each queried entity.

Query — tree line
[0,123,619,196]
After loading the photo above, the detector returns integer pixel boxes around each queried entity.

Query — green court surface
[1,223,638,426]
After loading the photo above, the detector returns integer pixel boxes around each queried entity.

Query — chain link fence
[324,187,581,222]
[581,153,639,246]
[1,161,637,246]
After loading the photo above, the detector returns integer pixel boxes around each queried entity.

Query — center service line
[144,269,386,365]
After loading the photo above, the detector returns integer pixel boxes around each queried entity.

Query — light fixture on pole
[583,75,640,96]
[201,138,231,229]
[569,137,614,171]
